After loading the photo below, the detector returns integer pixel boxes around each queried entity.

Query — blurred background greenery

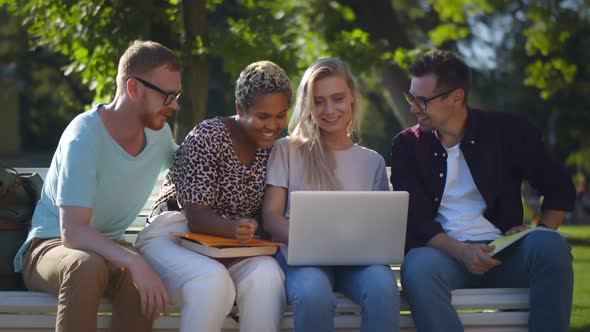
[1,0,589,173]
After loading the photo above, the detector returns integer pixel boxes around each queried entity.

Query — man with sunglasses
[15,40,181,332]
[391,49,575,332]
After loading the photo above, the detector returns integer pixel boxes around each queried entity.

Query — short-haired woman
[136,61,292,332]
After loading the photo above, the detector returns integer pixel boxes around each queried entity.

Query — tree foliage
[3,0,590,169]
[424,0,586,100]
[0,5,93,150]
[1,0,176,100]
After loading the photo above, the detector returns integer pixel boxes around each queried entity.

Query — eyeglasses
[129,77,181,106]
[402,88,458,111]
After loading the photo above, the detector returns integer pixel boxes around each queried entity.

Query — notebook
[287,191,409,265]
[172,232,280,258]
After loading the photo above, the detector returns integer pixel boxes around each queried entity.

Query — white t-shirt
[434,144,502,241]
[265,137,390,217]
[14,107,176,271]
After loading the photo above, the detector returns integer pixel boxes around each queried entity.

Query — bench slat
[449,288,529,310]
[0,312,528,331]
[0,314,239,331]
[0,289,529,314]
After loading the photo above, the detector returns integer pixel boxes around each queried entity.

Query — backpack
[0,165,43,290]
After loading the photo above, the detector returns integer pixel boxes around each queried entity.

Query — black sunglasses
[403,88,458,111]
[130,77,181,106]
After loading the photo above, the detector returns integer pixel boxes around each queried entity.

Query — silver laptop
[287,191,409,266]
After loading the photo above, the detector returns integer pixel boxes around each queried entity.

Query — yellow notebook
[487,227,566,257]
[171,232,280,258]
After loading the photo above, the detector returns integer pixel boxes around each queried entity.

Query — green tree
[4,0,590,169]
[0,5,93,150]
[312,0,590,164]
[3,0,317,141]
[434,0,590,164]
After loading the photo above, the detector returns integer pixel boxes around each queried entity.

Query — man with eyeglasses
[15,40,181,332]
[390,49,574,332]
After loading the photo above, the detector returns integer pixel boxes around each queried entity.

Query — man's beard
[141,109,168,130]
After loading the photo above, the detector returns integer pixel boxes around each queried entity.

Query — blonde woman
[135,61,291,332]
[262,58,400,332]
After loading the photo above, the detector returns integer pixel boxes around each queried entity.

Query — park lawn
[560,225,590,332]
[561,225,590,240]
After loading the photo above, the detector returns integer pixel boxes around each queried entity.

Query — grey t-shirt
[266,137,390,217]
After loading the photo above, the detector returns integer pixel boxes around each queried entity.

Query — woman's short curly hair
[235,61,292,110]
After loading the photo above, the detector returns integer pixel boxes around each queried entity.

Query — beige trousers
[22,238,153,332]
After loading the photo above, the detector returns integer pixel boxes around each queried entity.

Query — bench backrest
[17,167,394,228]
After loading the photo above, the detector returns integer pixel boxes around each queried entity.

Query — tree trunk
[341,0,416,129]
[380,64,415,129]
[175,0,209,142]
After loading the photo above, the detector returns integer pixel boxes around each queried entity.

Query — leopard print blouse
[151,117,270,220]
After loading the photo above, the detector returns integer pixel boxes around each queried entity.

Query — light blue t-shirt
[14,106,176,271]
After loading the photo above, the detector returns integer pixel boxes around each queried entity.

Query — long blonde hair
[288,58,360,190]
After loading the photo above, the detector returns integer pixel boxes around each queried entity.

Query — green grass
[560,225,590,332]
[561,225,590,240]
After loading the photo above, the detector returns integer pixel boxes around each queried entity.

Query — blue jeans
[401,231,573,332]
[276,251,400,332]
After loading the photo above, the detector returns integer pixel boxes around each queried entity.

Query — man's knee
[523,231,573,268]
[112,267,140,297]
[401,247,452,291]
[61,251,109,290]
[401,247,465,298]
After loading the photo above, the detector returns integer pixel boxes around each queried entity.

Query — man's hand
[505,225,530,235]
[235,218,258,242]
[459,243,501,275]
[127,255,169,320]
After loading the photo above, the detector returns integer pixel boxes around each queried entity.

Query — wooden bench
[0,168,531,331]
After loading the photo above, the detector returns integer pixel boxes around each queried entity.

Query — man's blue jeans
[401,230,573,332]
[276,251,400,332]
